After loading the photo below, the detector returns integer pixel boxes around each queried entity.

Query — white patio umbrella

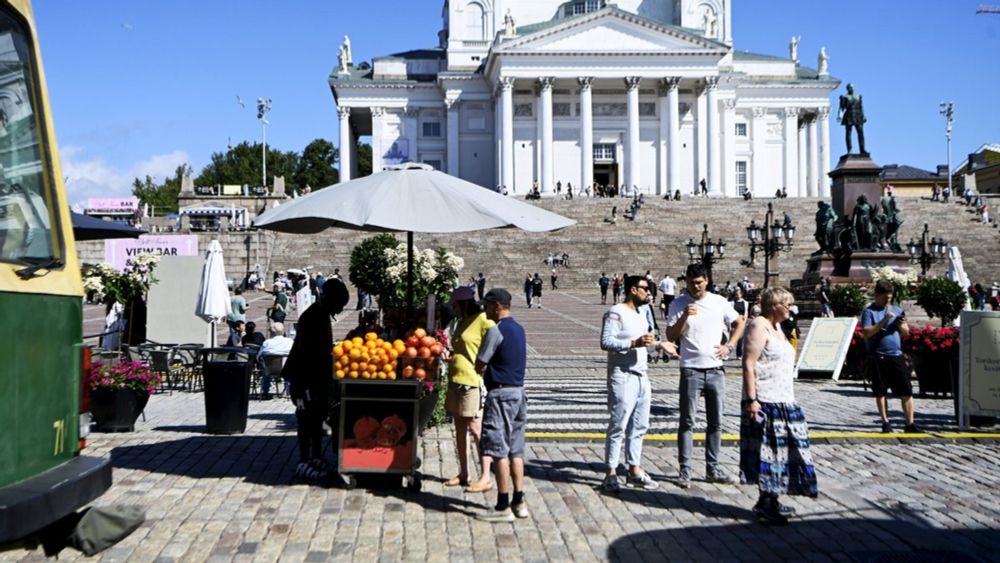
[196,239,232,346]
[253,163,575,321]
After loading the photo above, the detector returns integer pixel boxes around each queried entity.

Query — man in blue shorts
[475,288,529,522]
[862,280,920,433]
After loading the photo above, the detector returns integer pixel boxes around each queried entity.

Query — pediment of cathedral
[496,8,729,56]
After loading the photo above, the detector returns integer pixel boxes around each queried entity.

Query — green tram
[0,0,111,542]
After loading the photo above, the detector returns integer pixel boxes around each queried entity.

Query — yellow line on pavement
[526,431,1000,441]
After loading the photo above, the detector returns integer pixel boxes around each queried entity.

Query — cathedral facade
[330,0,839,197]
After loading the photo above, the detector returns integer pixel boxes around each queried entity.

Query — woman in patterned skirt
[740,287,818,525]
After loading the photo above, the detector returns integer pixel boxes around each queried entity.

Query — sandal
[445,475,469,487]
[465,480,494,493]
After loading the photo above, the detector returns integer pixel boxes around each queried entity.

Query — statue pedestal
[803,252,913,285]
[829,154,883,219]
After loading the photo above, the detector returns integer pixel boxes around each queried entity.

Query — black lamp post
[746,202,795,288]
[907,223,947,276]
[687,223,726,288]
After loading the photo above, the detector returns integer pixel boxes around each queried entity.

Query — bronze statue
[851,195,874,250]
[882,196,903,252]
[838,83,867,155]
[814,201,838,252]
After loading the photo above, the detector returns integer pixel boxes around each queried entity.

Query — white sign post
[795,317,858,381]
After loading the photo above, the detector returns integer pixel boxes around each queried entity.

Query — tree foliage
[294,138,339,190]
[357,143,372,177]
[132,164,190,214]
[193,141,299,189]
[916,277,968,327]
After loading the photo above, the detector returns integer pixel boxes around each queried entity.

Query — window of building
[735,123,747,137]
[736,161,748,194]
[594,143,616,162]
[564,0,605,17]
[465,2,485,40]
[422,122,441,137]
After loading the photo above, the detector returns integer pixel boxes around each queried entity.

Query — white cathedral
[330,0,839,198]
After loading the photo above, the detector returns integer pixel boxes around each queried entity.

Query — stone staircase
[264,196,1000,292]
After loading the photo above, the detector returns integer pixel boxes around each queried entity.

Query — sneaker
[705,468,737,485]
[510,501,530,519]
[676,470,691,489]
[600,475,621,494]
[626,470,659,490]
[777,502,796,517]
[477,508,515,523]
[904,423,923,434]
[881,421,893,434]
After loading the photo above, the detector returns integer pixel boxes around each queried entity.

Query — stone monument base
[830,154,883,219]
[802,252,914,285]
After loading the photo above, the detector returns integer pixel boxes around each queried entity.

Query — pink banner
[87,197,139,213]
[104,235,200,271]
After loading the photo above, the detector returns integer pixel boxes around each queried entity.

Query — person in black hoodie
[282,278,349,482]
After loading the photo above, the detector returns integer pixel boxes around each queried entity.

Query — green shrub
[830,284,868,317]
[348,233,400,301]
[916,277,967,327]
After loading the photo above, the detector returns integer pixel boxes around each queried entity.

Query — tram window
[0,9,55,264]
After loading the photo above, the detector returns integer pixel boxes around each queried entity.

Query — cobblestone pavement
[34,288,998,562]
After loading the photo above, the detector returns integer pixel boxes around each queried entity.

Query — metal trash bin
[201,348,252,434]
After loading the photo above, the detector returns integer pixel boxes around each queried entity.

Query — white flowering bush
[868,265,917,304]
[82,253,161,305]
[383,245,464,309]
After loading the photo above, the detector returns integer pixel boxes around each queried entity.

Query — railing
[462,40,491,48]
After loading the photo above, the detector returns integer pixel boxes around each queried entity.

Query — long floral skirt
[739,402,818,497]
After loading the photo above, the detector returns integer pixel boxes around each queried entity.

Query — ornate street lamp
[907,223,947,276]
[746,202,795,287]
[688,223,726,287]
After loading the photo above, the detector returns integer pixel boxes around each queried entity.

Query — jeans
[605,368,651,471]
[678,367,726,473]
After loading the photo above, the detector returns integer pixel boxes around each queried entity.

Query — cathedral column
[807,113,819,197]
[371,107,385,175]
[705,76,721,195]
[797,113,808,198]
[539,77,554,194]
[446,99,459,176]
[404,107,419,166]
[695,85,707,192]
[782,107,799,197]
[578,77,594,192]
[750,107,767,196]
[659,77,681,197]
[818,107,831,197]
[625,76,641,192]
[500,77,515,192]
[338,106,351,183]
[720,98,736,197]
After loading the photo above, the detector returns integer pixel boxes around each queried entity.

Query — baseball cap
[448,286,476,305]
[482,288,512,307]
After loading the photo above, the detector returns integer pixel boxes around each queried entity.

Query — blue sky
[32,1,999,206]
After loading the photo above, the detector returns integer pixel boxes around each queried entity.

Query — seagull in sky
[236,95,245,108]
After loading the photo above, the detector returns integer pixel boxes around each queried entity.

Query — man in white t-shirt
[666,264,746,489]
[658,274,676,320]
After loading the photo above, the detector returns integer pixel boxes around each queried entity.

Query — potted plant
[902,325,960,397]
[915,277,967,327]
[87,359,163,431]
[868,266,917,304]
[82,254,160,348]
[830,284,868,317]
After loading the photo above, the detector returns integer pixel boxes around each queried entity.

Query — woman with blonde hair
[740,287,817,525]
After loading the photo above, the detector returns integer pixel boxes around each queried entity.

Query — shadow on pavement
[606,517,997,562]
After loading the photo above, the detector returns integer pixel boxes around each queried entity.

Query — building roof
[881,164,945,182]
[955,143,1000,173]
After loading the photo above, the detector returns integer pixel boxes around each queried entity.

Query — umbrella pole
[407,231,415,328]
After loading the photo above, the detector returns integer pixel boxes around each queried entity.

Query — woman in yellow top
[444,286,496,492]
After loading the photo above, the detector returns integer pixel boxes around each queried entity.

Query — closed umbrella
[253,163,574,322]
[946,246,973,323]
[196,239,231,346]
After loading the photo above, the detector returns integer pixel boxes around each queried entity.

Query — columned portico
[705,76,721,195]
[782,107,799,196]
[625,76,641,191]
[578,77,594,193]
[538,77,554,193]
[371,107,385,174]
[500,77,515,191]
[818,107,831,197]
[338,107,351,183]
[446,99,459,176]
